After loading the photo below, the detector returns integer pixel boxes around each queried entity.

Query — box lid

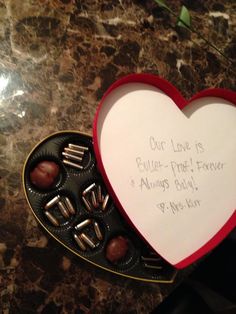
[93,73,236,268]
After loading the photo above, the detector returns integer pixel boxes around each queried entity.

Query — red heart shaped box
[93,73,236,268]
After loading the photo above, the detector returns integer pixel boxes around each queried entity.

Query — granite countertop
[0,0,235,313]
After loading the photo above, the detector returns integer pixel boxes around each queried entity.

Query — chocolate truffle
[105,235,129,263]
[30,160,60,189]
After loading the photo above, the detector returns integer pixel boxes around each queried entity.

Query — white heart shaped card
[93,73,236,268]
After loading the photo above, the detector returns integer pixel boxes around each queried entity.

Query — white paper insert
[96,83,236,265]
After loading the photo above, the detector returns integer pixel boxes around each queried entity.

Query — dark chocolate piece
[105,235,129,263]
[30,160,59,189]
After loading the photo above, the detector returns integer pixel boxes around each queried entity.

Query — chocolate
[30,160,59,189]
[105,235,129,263]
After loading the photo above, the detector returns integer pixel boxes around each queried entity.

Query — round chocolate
[30,160,60,189]
[105,235,129,263]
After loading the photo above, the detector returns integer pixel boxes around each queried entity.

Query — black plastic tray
[23,131,177,283]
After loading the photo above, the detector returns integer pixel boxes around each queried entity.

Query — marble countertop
[0,0,235,313]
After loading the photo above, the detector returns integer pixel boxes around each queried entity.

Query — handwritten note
[131,136,226,215]
[96,82,236,265]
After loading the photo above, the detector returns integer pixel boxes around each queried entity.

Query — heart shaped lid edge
[93,73,236,268]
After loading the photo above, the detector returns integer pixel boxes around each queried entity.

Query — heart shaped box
[93,73,236,268]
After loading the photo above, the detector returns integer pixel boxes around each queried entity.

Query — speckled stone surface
[0,0,235,313]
